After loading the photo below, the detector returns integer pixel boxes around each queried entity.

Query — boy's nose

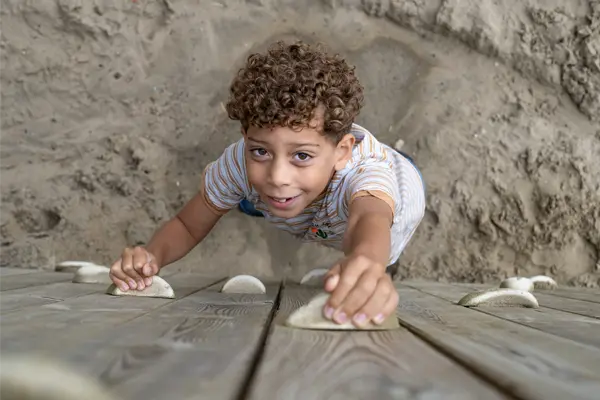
[267,163,291,187]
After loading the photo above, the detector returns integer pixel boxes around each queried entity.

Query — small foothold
[56,261,99,273]
[457,288,539,308]
[529,275,558,290]
[72,265,112,284]
[0,353,118,400]
[221,275,266,294]
[106,275,175,299]
[499,277,534,292]
[285,292,400,330]
[299,268,329,286]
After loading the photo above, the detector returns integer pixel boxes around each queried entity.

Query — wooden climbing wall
[1,268,599,400]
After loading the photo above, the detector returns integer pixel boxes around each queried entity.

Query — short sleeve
[343,160,398,218]
[201,139,250,214]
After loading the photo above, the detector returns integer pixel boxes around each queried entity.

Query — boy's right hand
[109,246,160,292]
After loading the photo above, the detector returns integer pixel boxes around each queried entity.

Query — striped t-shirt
[202,123,426,265]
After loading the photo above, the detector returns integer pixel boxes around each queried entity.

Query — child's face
[243,121,354,218]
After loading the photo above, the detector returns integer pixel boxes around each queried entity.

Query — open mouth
[267,194,300,208]
[270,196,295,203]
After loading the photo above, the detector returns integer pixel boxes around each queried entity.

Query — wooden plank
[392,283,600,400]
[403,281,600,349]
[246,284,510,400]
[537,287,600,304]
[0,281,107,312]
[455,282,600,320]
[2,282,280,400]
[0,267,39,276]
[0,271,71,291]
[0,269,184,314]
[0,274,226,349]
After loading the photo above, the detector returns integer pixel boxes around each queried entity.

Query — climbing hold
[299,268,329,286]
[56,261,99,274]
[457,288,539,308]
[285,292,400,330]
[221,275,266,294]
[106,275,174,299]
[72,265,112,284]
[529,275,558,290]
[499,277,534,292]
[0,353,118,400]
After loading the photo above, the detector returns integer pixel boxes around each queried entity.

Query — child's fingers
[352,277,392,327]
[109,273,130,292]
[132,247,151,285]
[324,264,341,292]
[141,251,159,280]
[109,259,132,292]
[121,248,146,290]
[325,263,368,319]
[333,270,379,323]
[373,286,399,325]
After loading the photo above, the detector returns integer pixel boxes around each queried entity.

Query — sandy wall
[1,0,598,286]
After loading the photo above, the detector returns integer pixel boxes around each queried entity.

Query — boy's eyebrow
[289,142,320,148]
[246,137,320,148]
[247,137,268,144]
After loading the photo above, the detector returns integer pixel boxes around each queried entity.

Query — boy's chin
[267,205,302,218]
[265,198,307,218]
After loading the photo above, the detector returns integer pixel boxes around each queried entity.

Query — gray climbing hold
[56,261,99,274]
[72,265,112,284]
[285,292,400,330]
[106,275,175,299]
[221,275,266,294]
[0,353,118,400]
[458,288,539,308]
[499,277,534,292]
[299,268,329,286]
[529,275,558,290]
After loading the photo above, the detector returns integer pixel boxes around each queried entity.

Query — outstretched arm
[324,195,399,327]
[148,191,223,268]
[109,191,223,292]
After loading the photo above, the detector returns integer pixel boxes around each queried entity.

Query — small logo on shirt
[310,222,332,239]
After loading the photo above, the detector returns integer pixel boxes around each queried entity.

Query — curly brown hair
[225,40,364,142]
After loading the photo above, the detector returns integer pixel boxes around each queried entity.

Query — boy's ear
[334,133,355,171]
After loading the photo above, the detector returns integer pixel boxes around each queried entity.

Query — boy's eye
[251,148,268,157]
[294,152,311,161]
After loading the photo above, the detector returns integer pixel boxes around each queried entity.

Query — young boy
[109,41,426,328]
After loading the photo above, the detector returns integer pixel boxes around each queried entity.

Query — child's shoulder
[347,123,394,168]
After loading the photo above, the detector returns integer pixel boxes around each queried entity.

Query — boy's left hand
[322,253,398,327]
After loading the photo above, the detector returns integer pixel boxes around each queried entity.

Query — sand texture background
[1,0,599,287]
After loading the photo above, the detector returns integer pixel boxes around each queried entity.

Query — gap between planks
[244,283,514,400]
[233,282,283,400]
[1,275,282,400]
[402,281,600,350]
[534,287,600,304]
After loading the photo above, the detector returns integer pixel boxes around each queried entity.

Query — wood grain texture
[535,287,600,304]
[0,281,106,313]
[403,281,600,349]
[0,271,71,291]
[1,277,280,400]
[247,284,510,400]
[394,283,600,400]
[31,284,276,400]
[0,275,225,350]
[0,269,182,314]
